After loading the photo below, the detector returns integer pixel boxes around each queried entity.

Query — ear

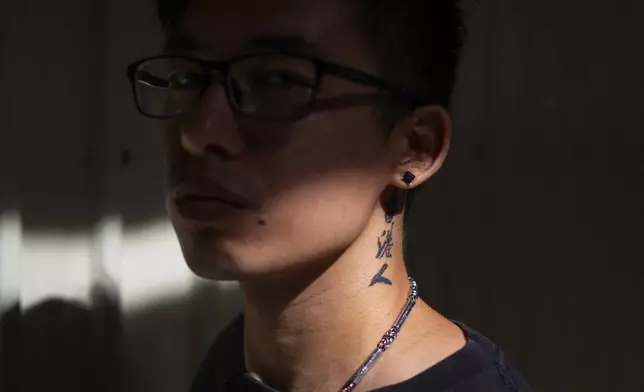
[392,105,452,189]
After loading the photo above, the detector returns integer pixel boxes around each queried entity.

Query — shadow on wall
[0,282,243,392]
[1,289,122,392]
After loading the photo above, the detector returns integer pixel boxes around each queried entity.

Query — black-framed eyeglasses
[126,52,424,120]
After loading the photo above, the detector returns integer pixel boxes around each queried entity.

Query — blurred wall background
[1,0,642,391]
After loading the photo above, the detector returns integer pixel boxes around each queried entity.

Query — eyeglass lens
[133,54,317,118]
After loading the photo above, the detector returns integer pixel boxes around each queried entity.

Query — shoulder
[189,314,245,392]
[378,321,532,392]
[454,322,532,392]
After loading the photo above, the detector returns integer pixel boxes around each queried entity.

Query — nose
[180,83,246,160]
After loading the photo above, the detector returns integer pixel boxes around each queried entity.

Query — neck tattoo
[372,212,395,286]
[340,277,419,392]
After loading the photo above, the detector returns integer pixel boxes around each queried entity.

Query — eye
[136,70,169,88]
[250,70,314,90]
[167,71,204,90]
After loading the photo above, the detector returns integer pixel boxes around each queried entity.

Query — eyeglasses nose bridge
[198,60,230,93]
[195,61,242,116]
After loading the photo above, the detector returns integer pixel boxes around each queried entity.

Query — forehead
[172,0,376,70]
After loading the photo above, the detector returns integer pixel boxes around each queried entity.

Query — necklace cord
[340,277,419,392]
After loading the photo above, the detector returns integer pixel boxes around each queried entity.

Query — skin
[161,0,465,391]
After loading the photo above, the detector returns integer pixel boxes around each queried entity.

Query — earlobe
[401,171,416,187]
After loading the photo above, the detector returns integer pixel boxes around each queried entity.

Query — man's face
[163,0,402,280]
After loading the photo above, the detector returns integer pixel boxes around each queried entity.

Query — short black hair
[155,0,466,229]
[157,0,464,107]
[349,1,465,231]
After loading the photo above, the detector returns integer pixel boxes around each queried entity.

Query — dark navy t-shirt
[190,315,532,391]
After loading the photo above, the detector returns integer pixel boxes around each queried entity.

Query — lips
[172,183,253,222]
[176,193,247,209]
[174,183,251,208]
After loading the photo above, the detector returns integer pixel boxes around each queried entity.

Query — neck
[240,208,412,392]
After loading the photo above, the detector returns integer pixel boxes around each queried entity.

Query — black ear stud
[402,171,416,186]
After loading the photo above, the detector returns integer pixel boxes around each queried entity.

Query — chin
[176,230,277,281]
[179,238,241,280]
[170,211,349,283]
[187,263,240,281]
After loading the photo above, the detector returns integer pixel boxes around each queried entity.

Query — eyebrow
[163,33,327,58]
[163,33,199,53]
[242,35,327,57]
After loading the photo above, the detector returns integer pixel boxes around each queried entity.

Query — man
[127,0,532,390]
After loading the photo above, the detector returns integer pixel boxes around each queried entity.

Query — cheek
[256,165,383,263]
[257,109,389,236]
[283,108,387,173]
[255,109,389,248]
